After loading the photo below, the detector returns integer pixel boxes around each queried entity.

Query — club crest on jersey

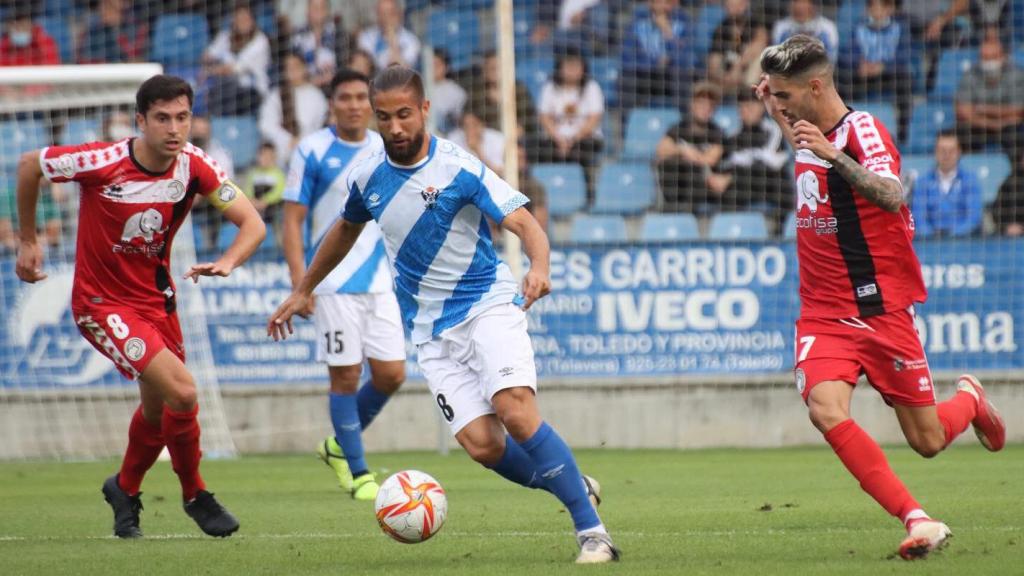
[120,208,168,243]
[421,186,441,209]
[797,171,829,213]
[55,154,76,178]
[166,179,186,202]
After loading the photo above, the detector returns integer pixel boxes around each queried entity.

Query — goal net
[0,63,236,460]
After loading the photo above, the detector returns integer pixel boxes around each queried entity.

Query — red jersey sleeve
[39,141,125,186]
[846,112,902,187]
[184,143,229,197]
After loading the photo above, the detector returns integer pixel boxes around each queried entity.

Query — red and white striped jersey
[793,109,927,319]
[40,138,228,313]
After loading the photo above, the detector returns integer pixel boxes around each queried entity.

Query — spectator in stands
[771,0,838,63]
[955,35,1024,154]
[347,48,376,79]
[431,49,467,136]
[904,0,966,91]
[102,109,134,141]
[910,131,983,238]
[517,139,549,232]
[993,147,1024,236]
[839,0,913,140]
[245,142,286,239]
[464,51,540,157]
[190,116,236,247]
[0,181,62,252]
[656,81,728,212]
[966,0,1015,47]
[356,0,420,70]
[259,51,329,166]
[202,2,271,116]
[718,89,792,215]
[620,0,694,107]
[707,0,769,99]
[449,109,506,176]
[0,5,59,66]
[78,0,148,64]
[290,0,345,90]
[537,49,605,198]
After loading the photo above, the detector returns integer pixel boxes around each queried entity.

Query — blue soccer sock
[329,392,369,477]
[356,375,391,430]
[487,435,546,490]
[520,422,601,532]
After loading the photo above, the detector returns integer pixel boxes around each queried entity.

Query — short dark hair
[329,68,370,97]
[136,74,194,116]
[760,34,832,79]
[936,129,960,144]
[369,65,425,103]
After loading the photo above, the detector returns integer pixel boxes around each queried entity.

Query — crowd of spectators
[1,0,1023,251]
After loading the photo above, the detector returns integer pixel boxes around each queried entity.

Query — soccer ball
[374,470,447,543]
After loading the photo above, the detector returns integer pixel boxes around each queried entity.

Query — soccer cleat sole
[958,375,1006,452]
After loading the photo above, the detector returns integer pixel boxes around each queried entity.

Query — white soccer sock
[903,508,931,530]
[577,523,608,537]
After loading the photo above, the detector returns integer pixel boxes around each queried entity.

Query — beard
[383,129,426,165]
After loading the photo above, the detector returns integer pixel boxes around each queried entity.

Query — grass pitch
[1,446,1021,575]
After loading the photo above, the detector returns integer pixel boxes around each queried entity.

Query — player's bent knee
[371,365,405,394]
[807,404,848,434]
[908,433,945,458]
[164,385,197,412]
[458,434,504,466]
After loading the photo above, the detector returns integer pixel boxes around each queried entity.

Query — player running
[15,75,266,538]
[282,69,406,501]
[268,66,618,564]
[755,35,1006,559]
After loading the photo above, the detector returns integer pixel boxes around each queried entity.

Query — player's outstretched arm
[184,183,266,282]
[501,207,551,310]
[14,150,47,283]
[267,218,365,340]
[791,120,903,213]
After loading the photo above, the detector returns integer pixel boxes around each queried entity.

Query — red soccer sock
[161,405,206,501]
[118,405,165,496]
[824,419,922,523]
[936,391,978,447]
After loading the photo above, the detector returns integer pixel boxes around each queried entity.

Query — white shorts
[313,292,406,366]
[416,304,537,435]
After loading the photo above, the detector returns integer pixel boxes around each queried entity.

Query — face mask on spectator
[10,31,31,47]
[867,16,891,29]
[980,59,1003,76]
[191,136,209,148]
[107,123,133,141]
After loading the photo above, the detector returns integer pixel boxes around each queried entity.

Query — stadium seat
[836,0,866,50]
[211,116,259,169]
[961,153,1012,206]
[905,102,953,155]
[151,13,209,67]
[530,163,587,217]
[1015,45,1024,68]
[516,56,553,104]
[0,120,50,171]
[63,116,102,145]
[569,214,628,244]
[260,224,277,251]
[593,163,656,214]
[428,9,479,72]
[712,104,741,137]
[692,4,726,69]
[901,154,934,193]
[640,213,699,242]
[782,212,797,240]
[931,49,978,101]
[216,222,237,251]
[850,101,897,134]
[708,212,769,240]
[622,108,681,161]
[38,16,73,63]
[590,57,619,107]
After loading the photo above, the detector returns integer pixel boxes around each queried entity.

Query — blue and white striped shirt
[343,136,529,344]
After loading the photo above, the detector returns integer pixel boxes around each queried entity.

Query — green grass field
[1,446,1021,575]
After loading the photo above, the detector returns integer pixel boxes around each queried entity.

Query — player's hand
[752,74,781,119]
[792,120,838,161]
[300,293,316,318]
[15,240,47,283]
[267,291,313,341]
[183,260,235,283]
[520,269,551,310]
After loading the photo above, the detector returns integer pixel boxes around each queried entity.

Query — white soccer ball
[374,470,447,543]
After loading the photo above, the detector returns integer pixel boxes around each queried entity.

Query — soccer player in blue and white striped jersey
[281,70,406,501]
[270,66,619,564]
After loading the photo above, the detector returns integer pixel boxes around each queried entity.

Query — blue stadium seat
[692,4,726,68]
[589,57,619,107]
[932,49,978,101]
[63,116,102,145]
[516,56,553,103]
[783,212,797,240]
[901,154,934,191]
[850,101,897,134]
[961,153,1012,205]
[211,116,259,169]
[1015,45,1024,68]
[708,212,769,240]
[569,214,628,244]
[906,102,953,154]
[712,104,740,137]
[622,108,681,161]
[836,0,866,50]
[428,9,479,72]
[593,163,656,214]
[260,224,277,251]
[216,222,237,251]
[0,120,50,171]
[640,213,699,242]
[151,13,209,66]
[38,16,73,63]
[530,163,587,217]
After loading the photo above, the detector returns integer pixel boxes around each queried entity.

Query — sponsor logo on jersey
[796,171,829,213]
[114,208,168,257]
[103,183,127,198]
[367,192,381,207]
[893,357,929,372]
[856,283,878,298]
[326,157,342,168]
[421,186,441,209]
[498,366,515,377]
[918,376,932,392]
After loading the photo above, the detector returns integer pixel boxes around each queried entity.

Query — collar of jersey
[329,124,370,147]
[385,135,436,172]
[128,137,174,177]
[824,108,855,136]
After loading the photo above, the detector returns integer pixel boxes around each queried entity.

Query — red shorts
[74,305,185,380]
[794,308,935,407]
